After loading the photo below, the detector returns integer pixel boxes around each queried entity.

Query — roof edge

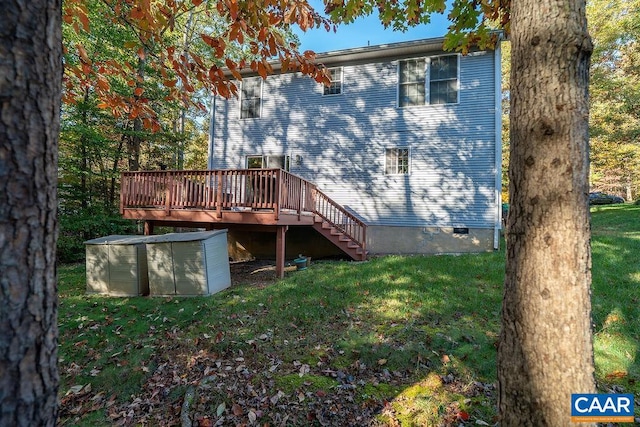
[231,35,450,77]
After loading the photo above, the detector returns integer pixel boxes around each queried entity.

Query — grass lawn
[57,204,640,426]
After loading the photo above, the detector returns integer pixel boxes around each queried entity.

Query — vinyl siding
[209,49,499,228]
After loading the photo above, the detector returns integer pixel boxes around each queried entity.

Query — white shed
[145,230,231,296]
[85,235,151,296]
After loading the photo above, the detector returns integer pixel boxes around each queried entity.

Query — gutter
[207,95,216,170]
[493,35,503,250]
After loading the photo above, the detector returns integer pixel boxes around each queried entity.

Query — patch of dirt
[229,259,296,288]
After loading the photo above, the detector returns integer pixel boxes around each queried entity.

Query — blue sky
[293,2,451,53]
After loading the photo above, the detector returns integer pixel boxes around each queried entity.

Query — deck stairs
[310,188,368,261]
[312,216,368,261]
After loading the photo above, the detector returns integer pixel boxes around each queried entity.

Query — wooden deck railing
[120,169,366,252]
[313,190,367,251]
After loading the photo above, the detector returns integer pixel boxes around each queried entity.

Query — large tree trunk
[0,0,61,426]
[499,1,595,425]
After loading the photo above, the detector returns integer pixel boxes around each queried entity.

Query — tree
[0,0,62,425]
[2,0,596,424]
[498,0,596,424]
[328,0,596,423]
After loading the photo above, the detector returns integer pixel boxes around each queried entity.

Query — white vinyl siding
[211,48,498,229]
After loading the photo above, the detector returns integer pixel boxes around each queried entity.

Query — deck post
[216,170,223,219]
[165,172,172,216]
[144,221,155,236]
[274,169,282,221]
[120,173,126,215]
[275,225,287,279]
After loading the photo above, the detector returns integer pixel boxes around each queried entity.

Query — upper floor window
[385,148,410,175]
[399,59,425,107]
[323,67,343,95]
[398,55,459,107]
[430,55,458,104]
[241,78,262,119]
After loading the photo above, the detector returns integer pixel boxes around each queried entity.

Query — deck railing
[313,190,367,250]
[120,169,366,251]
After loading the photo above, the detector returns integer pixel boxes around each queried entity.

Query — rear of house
[208,37,502,255]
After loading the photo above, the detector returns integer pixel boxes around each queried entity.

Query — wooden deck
[120,169,367,277]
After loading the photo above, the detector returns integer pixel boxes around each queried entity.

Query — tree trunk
[127,55,146,171]
[0,0,61,426]
[108,135,126,210]
[499,1,596,425]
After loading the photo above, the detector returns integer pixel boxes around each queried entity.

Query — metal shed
[85,235,151,296]
[145,229,231,296]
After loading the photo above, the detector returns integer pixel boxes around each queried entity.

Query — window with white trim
[398,55,458,107]
[399,59,425,107]
[246,155,290,171]
[240,78,262,119]
[385,148,410,175]
[323,67,343,95]
[430,55,458,104]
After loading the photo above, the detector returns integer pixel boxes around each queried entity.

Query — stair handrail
[276,170,367,252]
[311,187,367,252]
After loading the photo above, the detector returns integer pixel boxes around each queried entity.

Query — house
[206,36,503,257]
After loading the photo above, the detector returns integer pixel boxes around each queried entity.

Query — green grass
[590,204,640,392]
[57,204,640,426]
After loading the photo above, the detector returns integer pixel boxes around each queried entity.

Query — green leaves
[588,0,640,198]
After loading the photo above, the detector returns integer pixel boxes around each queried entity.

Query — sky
[293,2,451,53]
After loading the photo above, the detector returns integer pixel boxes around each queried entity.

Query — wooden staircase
[311,189,368,261]
[312,216,367,260]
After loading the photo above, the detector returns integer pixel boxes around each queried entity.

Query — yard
[57,205,640,426]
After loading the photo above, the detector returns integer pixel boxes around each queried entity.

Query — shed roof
[85,230,227,245]
[143,229,227,244]
[84,235,154,245]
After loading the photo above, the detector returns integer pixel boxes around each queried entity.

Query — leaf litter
[58,260,498,426]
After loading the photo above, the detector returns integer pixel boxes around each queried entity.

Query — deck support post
[275,225,287,279]
[144,221,155,236]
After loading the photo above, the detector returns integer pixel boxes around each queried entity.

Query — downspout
[493,35,503,250]
[207,94,216,170]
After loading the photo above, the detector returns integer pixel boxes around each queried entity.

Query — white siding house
[208,37,502,255]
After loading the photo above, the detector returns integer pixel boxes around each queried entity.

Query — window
[246,156,263,169]
[398,55,458,107]
[246,155,290,171]
[240,78,262,118]
[323,67,343,95]
[430,55,458,104]
[385,148,410,175]
[399,59,425,107]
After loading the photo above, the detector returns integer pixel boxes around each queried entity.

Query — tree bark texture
[499,1,595,425]
[0,0,62,425]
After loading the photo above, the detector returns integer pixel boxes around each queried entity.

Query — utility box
[85,235,151,296]
[145,230,231,296]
